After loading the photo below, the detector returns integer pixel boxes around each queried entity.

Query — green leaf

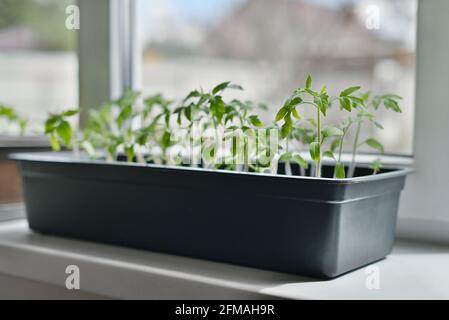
[256,102,269,111]
[125,145,135,162]
[348,96,365,108]
[323,150,335,159]
[322,127,344,139]
[176,109,183,125]
[197,94,210,108]
[183,90,201,102]
[360,91,371,102]
[231,135,238,156]
[117,104,133,127]
[116,89,140,108]
[305,75,312,89]
[320,86,327,94]
[291,153,308,169]
[280,114,293,138]
[50,134,61,151]
[184,106,192,122]
[305,88,317,96]
[370,159,383,174]
[279,152,292,161]
[307,118,317,128]
[275,107,288,122]
[384,99,402,113]
[372,96,382,110]
[210,96,226,123]
[340,97,352,112]
[56,121,72,147]
[160,131,172,150]
[373,121,384,130]
[287,97,303,108]
[18,119,28,133]
[0,106,16,120]
[314,96,328,115]
[82,141,96,158]
[330,138,342,153]
[228,84,244,91]
[291,108,301,120]
[340,86,361,97]
[365,138,384,153]
[212,82,231,95]
[136,129,149,146]
[335,162,346,178]
[310,142,320,163]
[45,116,60,134]
[248,115,264,127]
[62,109,80,117]
[382,94,402,100]
[224,113,234,125]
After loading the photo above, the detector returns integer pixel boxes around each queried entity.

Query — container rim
[9,151,414,184]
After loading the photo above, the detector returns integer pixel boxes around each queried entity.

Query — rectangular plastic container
[12,152,411,278]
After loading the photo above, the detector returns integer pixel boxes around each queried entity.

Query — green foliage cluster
[0,104,28,135]
[42,76,402,179]
[275,75,402,178]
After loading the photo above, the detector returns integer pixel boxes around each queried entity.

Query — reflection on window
[137,0,416,154]
[0,0,78,135]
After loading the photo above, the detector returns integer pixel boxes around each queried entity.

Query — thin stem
[301,102,319,108]
[72,131,80,160]
[243,139,249,172]
[285,139,292,176]
[299,164,305,176]
[333,129,347,178]
[348,121,362,178]
[136,146,146,164]
[164,149,169,165]
[316,108,321,178]
[337,128,348,163]
[73,142,80,160]
[212,119,219,170]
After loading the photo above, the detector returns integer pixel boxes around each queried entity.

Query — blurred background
[137,0,417,154]
[0,0,416,154]
[0,0,78,134]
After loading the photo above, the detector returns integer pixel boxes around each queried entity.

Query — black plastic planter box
[12,152,411,279]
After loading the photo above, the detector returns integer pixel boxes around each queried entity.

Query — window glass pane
[137,0,416,155]
[0,0,78,135]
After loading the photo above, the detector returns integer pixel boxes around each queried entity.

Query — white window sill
[0,219,448,300]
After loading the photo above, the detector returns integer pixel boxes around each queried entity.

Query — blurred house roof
[202,0,412,64]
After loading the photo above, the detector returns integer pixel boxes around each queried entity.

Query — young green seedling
[276,120,315,176]
[327,118,353,178]
[82,103,113,160]
[178,82,246,169]
[44,75,402,181]
[0,105,28,135]
[81,92,137,162]
[345,92,402,178]
[322,86,367,178]
[276,75,347,177]
[370,158,383,175]
[223,99,266,171]
[44,109,80,158]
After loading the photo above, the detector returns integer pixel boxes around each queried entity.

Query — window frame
[78,0,447,243]
[395,0,449,244]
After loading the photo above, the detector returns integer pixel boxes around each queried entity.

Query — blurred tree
[0,0,76,51]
